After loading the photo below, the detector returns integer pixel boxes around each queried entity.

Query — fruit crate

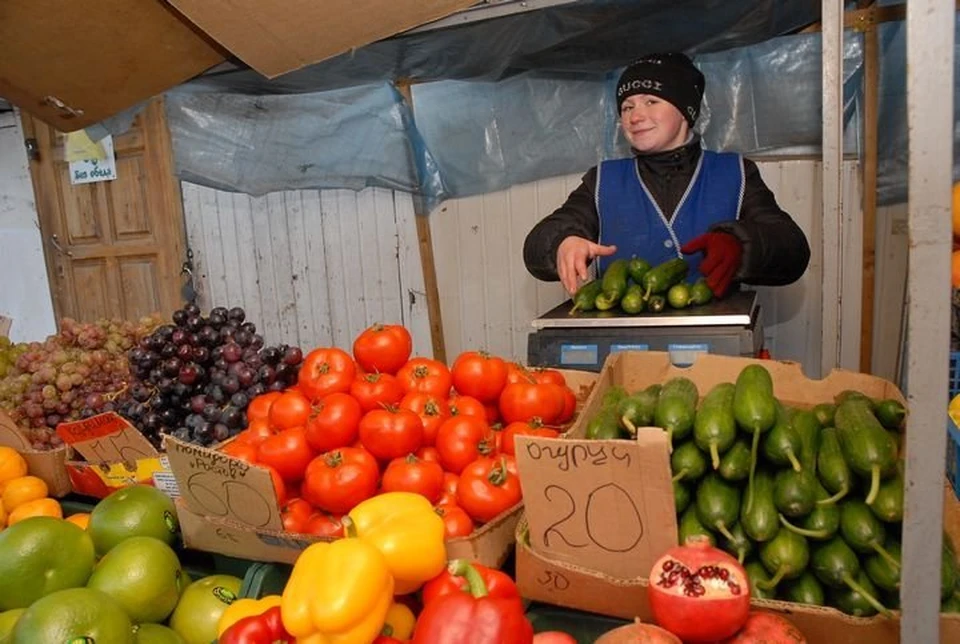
[239,562,292,599]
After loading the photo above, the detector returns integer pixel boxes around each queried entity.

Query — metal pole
[901,0,954,641]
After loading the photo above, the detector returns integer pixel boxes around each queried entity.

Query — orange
[0,503,6,526]
[0,448,27,486]
[953,182,960,237]
[7,497,61,526]
[10,587,132,644]
[88,484,179,555]
[65,512,90,529]
[1,476,48,513]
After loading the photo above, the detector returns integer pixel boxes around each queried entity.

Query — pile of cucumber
[585,363,960,617]
[570,257,712,315]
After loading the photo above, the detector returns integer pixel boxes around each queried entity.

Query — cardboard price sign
[0,410,33,451]
[56,413,158,464]
[164,436,282,531]
[515,430,677,580]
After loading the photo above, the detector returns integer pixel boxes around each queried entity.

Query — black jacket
[523,137,811,286]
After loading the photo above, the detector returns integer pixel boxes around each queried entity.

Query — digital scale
[527,290,764,371]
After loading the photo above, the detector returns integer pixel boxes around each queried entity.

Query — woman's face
[619,94,689,153]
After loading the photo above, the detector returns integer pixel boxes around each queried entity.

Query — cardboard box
[0,410,72,497]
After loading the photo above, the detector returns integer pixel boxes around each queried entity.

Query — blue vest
[595,151,744,281]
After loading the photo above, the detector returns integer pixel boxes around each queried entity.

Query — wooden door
[22,98,187,324]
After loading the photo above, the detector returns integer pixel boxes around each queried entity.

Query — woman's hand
[556,236,617,295]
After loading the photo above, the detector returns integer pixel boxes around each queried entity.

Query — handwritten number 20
[542,483,644,552]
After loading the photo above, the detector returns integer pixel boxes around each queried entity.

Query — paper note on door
[69,135,117,184]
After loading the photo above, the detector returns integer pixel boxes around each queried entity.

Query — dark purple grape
[172,427,191,442]
[189,395,208,414]
[221,375,240,395]
[260,347,281,365]
[250,334,265,350]
[193,346,211,364]
[130,383,151,403]
[258,365,276,386]
[210,306,228,318]
[211,346,224,362]
[196,422,215,444]
[143,412,162,432]
[185,302,201,316]
[160,408,181,426]
[189,332,201,346]
[283,346,304,365]
[218,326,236,343]
[237,366,256,388]
[160,343,178,359]
[227,307,246,323]
[46,414,62,427]
[157,324,176,339]
[212,423,231,442]
[222,343,242,363]
[179,363,200,385]
[199,326,219,347]
[163,358,182,377]
[275,363,293,381]
[172,309,189,326]
[240,322,257,335]
[247,383,267,398]
[148,368,164,383]
[208,313,226,329]
[268,380,286,393]
[176,344,194,361]
[245,354,262,370]
[234,330,253,347]
[209,388,226,404]
[221,407,242,428]
[230,392,249,409]
[171,328,189,346]
[172,382,190,398]
[186,315,203,332]
[156,377,174,393]
[80,408,96,419]
[130,347,147,363]
[213,358,229,373]
[202,404,220,422]
[185,414,205,430]
[102,402,116,413]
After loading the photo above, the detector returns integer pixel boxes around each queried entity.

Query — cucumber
[667,283,692,309]
[774,469,818,519]
[620,284,645,315]
[718,439,752,482]
[834,397,898,506]
[744,559,777,600]
[816,427,851,505]
[864,539,900,592]
[783,570,826,606]
[648,294,666,313]
[733,364,777,514]
[942,594,960,613]
[791,410,822,473]
[869,469,904,524]
[585,409,623,440]
[839,501,900,570]
[758,529,810,590]
[695,473,741,544]
[690,278,713,306]
[673,480,691,514]
[830,571,883,617]
[693,382,737,469]
[874,399,906,431]
[570,279,603,314]
[721,522,754,564]
[943,543,959,600]
[671,441,709,483]
[618,386,659,435]
[601,386,629,409]
[777,482,840,541]
[627,256,652,284]
[679,505,715,546]
[600,258,630,301]
[655,377,699,445]
[741,469,780,543]
[811,537,891,616]
[641,257,689,298]
[594,291,620,311]
[762,403,803,472]
[812,403,836,427]
[834,390,875,408]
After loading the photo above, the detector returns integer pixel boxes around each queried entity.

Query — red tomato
[530,368,566,387]
[434,415,496,474]
[235,418,276,446]
[352,323,412,375]
[396,358,452,398]
[350,372,405,413]
[415,446,441,463]
[457,456,523,523]
[447,394,487,420]
[484,404,501,425]
[304,392,363,453]
[220,440,258,464]
[436,490,457,507]
[498,382,564,424]
[259,463,287,507]
[358,407,424,462]
[298,347,357,401]
[554,386,578,425]
[450,351,508,404]
[256,427,315,483]
[247,392,282,422]
[304,512,345,538]
[381,454,445,503]
[505,362,536,384]
[280,498,313,533]
[268,390,312,430]
[400,392,450,446]
[301,447,380,514]
[500,420,560,456]
[434,504,474,540]
[442,472,459,496]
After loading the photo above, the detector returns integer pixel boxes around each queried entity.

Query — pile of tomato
[217,323,579,540]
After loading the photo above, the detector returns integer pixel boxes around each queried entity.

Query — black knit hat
[616,52,705,127]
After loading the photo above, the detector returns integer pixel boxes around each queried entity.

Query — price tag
[164,436,282,531]
[56,413,158,463]
[0,410,33,451]
[514,430,677,580]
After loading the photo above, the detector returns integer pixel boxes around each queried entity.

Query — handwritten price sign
[56,413,158,463]
[515,430,677,580]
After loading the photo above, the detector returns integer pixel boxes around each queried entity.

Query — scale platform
[527,290,763,371]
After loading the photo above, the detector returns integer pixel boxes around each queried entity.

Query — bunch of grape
[115,303,303,448]
[0,316,163,449]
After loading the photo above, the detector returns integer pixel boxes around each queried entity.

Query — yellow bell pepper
[380,601,416,640]
[281,539,394,644]
[217,595,282,637]
[346,491,447,595]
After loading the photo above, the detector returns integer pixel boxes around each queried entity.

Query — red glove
[681,232,743,298]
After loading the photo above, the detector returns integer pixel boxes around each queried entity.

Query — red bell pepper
[421,561,522,606]
[412,559,534,644]
[372,637,404,644]
[219,606,294,644]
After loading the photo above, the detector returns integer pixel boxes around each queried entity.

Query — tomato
[498,382,564,424]
[436,490,457,507]
[415,446,441,463]
[555,386,578,425]
[304,392,363,453]
[352,323,412,375]
[500,420,560,456]
[442,472,459,496]
[397,358,452,398]
[505,362,535,384]
[247,392,282,422]
[450,351,508,404]
[648,536,750,642]
[235,419,276,446]
[280,498,313,533]
[256,427,315,483]
[530,368,566,387]
[434,504,474,540]
[298,347,357,401]
[381,454,444,503]
[260,463,288,507]
[400,392,450,446]
[447,394,487,420]
[220,440,259,464]
[304,512,345,538]
[268,390,312,430]
[434,415,496,474]
[484,404,501,425]
[301,447,380,514]
[358,407,424,462]
[350,372,405,413]
[457,456,523,523]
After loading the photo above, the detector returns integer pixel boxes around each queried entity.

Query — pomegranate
[721,612,807,643]
[647,536,750,643]
[594,618,681,644]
